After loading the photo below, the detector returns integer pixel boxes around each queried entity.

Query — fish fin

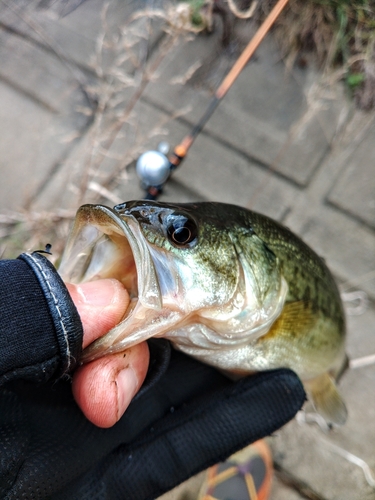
[305,373,347,426]
[262,300,316,341]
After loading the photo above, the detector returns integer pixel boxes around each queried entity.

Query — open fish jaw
[59,205,176,360]
[61,205,179,311]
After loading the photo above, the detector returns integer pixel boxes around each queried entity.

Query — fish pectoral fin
[305,373,347,426]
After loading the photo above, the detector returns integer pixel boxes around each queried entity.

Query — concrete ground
[0,1,374,499]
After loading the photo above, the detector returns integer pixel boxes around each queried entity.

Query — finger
[72,342,150,428]
[66,279,130,348]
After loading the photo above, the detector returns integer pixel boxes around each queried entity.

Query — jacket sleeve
[0,252,83,386]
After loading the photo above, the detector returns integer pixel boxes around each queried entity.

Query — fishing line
[137,0,290,200]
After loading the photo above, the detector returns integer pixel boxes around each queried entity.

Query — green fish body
[59,201,347,425]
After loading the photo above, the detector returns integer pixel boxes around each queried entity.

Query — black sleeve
[0,252,83,386]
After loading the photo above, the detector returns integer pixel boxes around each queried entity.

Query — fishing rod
[136,0,290,200]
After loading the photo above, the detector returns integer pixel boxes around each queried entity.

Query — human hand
[0,253,306,499]
[65,280,149,428]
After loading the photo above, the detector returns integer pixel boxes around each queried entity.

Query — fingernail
[77,279,119,307]
[115,367,138,420]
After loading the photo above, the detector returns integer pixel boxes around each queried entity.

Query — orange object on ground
[198,439,273,500]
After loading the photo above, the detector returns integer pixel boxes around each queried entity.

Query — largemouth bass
[59,201,347,425]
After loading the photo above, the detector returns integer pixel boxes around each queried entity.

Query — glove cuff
[18,252,83,376]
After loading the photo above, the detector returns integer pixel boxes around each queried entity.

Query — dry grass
[254,0,375,108]
[179,0,375,108]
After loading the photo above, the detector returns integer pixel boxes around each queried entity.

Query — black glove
[0,253,305,500]
[0,252,82,386]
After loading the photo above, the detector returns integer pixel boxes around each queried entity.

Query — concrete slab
[283,109,375,301]
[345,304,375,361]
[29,96,176,211]
[287,203,375,300]
[0,79,86,211]
[142,27,352,186]
[0,24,95,212]
[270,398,375,500]
[328,122,375,230]
[138,100,299,220]
[132,101,299,222]
[0,0,149,71]
[32,98,298,223]
[0,25,91,115]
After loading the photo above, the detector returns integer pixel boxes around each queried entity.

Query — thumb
[66,279,129,348]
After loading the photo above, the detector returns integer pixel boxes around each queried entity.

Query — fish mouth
[58,204,168,362]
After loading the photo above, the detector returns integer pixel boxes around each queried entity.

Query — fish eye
[166,214,198,247]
